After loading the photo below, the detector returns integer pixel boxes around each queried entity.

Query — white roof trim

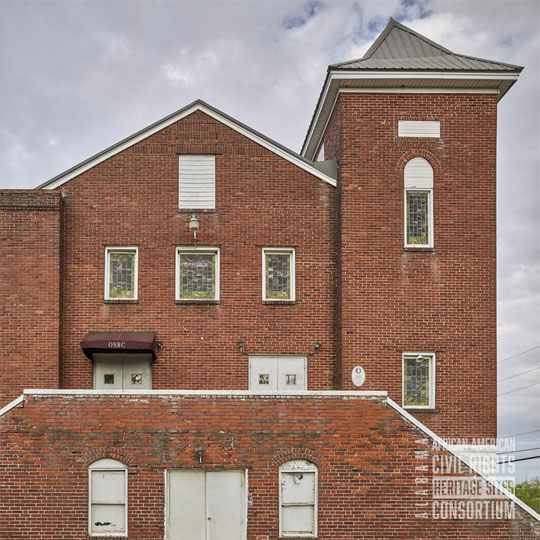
[302,70,519,158]
[386,397,540,524]
[40,102,336,190]
[0,394,24,417]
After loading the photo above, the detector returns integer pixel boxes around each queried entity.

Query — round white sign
[351,366,366,387]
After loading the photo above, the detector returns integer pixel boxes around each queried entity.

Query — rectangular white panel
[179,155,215,209]
[90,504,125,534]
[167,470,206,540]
[249,356,278,391]
[281,471,315,504]
[398,120,440,138]
[92,470,126,504]
[277,357,306,391]
[206,471,244,540]
[281,506,314,535]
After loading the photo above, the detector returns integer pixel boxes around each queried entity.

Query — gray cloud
[1,0,538,481]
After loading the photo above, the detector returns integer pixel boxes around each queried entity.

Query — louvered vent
[398,121,440,138]
[179,155,215,210]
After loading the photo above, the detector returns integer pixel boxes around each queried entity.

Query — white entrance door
[249,356,307,391]
[93,353,152,390]
[167,470,246,540]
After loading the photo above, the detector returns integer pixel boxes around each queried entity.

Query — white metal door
[122,355,152,389]
[167,470,245,540]
[249,356,278,391]
[277,356,306,391]
[249,356,307,391]
[206,471,244,540]
[94,355,123,389]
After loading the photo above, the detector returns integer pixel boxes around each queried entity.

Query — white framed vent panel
[178,155,216,210]
[398,121,440,138]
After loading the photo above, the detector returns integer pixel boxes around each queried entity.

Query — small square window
[263,248,295,301]
[259,374,270,385]
[105,247,138,300]
[104,374,115,385]
[403,353,435,409]
[176,247,219,301]
[131,373,142,385]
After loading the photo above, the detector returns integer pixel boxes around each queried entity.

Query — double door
[166,470,246,540]
[249,356,307,391]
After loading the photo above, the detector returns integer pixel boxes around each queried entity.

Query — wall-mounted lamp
[314,341,322,351]
[157,340,164,351]
[196,448,204,464]
[238,340,244,353]
[189,214,200,241]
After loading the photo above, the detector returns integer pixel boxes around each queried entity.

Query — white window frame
[88,458,128,537]
[104,247,139,301]
[262,248,295,302]
[404,188,434,248]
[175,246,220,301]
[402,352,436,409]
[279,459,318,537]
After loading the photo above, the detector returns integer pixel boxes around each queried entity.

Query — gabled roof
[332,18,523,72]
[301,18,523,159]
[38,100,336,190]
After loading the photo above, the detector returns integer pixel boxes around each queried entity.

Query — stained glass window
[264,249,294,300]
[106,249,137,299]
[403,354,433,407]
[178,250,218,300]
[406,191,430,245]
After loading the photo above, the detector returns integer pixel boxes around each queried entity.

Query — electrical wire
[497,381,540,396]
[497,446,540,455]
[497,455,540,464]
[498,345,540,364]
[499,429,540,438]
[498,366,540,383]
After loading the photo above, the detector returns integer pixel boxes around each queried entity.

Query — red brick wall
[0,393,537,540]
[0,191,62,405]
[59,111,337,392]
[320,93,498,439]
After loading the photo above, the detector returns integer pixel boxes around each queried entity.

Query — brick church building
[1,18,539,539]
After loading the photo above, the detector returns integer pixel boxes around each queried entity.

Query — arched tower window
[404,157,434,248]
[88,458,128,536]
[279,459,318,537]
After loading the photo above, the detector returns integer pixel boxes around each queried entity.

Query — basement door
[166,470,246,540]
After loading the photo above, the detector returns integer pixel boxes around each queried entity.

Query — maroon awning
[81,331,156,360]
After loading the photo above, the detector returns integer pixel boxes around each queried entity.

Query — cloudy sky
[1,0,539,480]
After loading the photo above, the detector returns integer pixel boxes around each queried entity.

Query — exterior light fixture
[189,214,200,241]
[238,340,244,353]
[157,340,163,351]
[314,341,322,351]
[196,448,204,464]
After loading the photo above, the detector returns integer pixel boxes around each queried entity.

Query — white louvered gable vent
[404,158,433,189]
[179,155,215,210]
[398,121,440,138]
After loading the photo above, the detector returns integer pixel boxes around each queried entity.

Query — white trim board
[0,395,24,417]
[39,101,336,190]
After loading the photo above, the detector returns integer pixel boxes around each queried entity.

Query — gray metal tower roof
[331,18,522,72]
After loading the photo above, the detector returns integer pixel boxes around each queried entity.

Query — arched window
[279,459,318,537]
[404,158,434,247]
[88,458,128,536]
